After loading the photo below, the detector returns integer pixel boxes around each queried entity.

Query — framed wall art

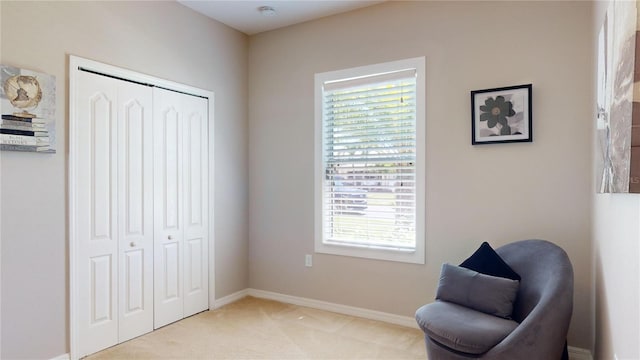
[596,0,640,193]
[0,65,56,153]
[471,84,532,145]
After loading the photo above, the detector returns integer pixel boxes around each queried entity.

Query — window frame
[314,57,426,264]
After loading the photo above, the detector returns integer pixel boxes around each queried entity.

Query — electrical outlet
[305,254,313,267]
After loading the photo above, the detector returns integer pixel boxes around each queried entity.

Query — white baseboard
[213,288,249,309]
[50,354,70,360]
[247,288,418,329]
[569,346,593,360]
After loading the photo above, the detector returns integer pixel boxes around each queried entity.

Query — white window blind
[317,60,423,260]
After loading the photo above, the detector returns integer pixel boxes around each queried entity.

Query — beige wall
[593,195,640,359]
[0,1,249,358]
[249,1,593,350]
[592,1,640,359]
[0,1,605,357]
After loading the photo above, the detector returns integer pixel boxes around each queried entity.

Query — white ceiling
[177,0,385,35]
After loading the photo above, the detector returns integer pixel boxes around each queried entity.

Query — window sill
[315,240,425,264]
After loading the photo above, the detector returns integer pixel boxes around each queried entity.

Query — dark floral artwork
[479,96,517,135]
[471,84,532,145]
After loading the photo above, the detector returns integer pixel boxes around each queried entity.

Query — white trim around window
[314,57,426,264]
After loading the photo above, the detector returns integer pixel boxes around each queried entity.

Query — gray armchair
[415,239,573,359]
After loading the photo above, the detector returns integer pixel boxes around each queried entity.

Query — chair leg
[561,340,569,360]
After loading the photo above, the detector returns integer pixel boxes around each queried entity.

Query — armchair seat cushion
[415,301,519,355]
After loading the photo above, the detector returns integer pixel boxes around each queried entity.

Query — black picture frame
[471,84,532,145]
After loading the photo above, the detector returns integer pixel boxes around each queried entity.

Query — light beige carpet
[88,296,427,359]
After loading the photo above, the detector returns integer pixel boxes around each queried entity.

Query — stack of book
[0,113,51,152]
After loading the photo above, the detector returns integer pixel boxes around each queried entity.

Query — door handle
[130,242,135,248]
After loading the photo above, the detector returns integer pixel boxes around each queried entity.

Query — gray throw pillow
[436,263,519,319]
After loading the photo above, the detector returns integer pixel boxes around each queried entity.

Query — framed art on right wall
[471,84,532,145]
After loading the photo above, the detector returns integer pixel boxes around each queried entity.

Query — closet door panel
[76,71,119,357]
[183,96,209,317]
[72,59,212,358]
[153,88,185,328]
[117,82,154,342]
[122,250,144,311]
[165,113,181,229]
[162,242,181,299]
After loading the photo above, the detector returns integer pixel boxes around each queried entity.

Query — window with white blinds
[314,57,425,264]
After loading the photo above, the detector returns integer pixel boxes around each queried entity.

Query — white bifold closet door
[75,71,154,357]
[153,87,209,329]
